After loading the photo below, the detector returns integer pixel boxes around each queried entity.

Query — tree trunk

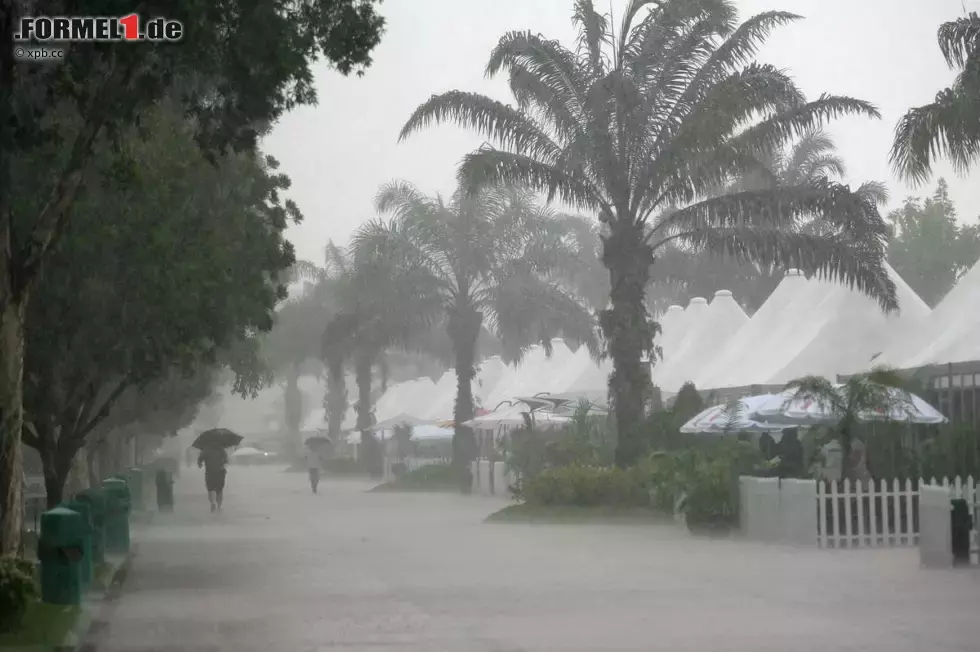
[0,1,22,553]
[449,304,481,492]
[325,354,346,442]
[839,424,853,482]
[354,353,380,476]
[0,298,25,554]
[600,223,655,468]
[85,442,99,487]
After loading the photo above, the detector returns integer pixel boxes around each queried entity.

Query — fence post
[919,483,953,568]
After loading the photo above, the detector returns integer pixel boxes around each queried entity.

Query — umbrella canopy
[463,406,570,430]
[230,446,268,458]
[750,386,948,426]
[305,436,331,448]
[680,396,793,434]
[192,428,243,450]
[410,424,455,441]
[513,395,577,412]
[368,413,429,432]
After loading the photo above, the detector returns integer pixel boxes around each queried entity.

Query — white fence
[740,475,978,550]
[470,459,516,497]
[817,476,976,548]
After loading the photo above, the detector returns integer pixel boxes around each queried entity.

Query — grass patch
[0,601,81,647]
[369,464,458,493]
[485,503,671,525]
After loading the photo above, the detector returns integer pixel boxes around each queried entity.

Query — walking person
[198,447,229,511]
[305,445,323,494]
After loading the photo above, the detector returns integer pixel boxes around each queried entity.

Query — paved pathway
[94,465,980,651]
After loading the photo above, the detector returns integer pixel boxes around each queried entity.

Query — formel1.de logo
[14,14,183,42]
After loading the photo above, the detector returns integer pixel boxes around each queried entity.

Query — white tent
[474,356,507,406]
[653,290,749,392]
[877,259,980,368]
[656,304,685,360]
[766,263,929,383]
[420,371,458,420]
[659,302,699,362]
[484,344,549,408]
[696,269,813,389]
[546,345,594,394]
[502,339,575,399]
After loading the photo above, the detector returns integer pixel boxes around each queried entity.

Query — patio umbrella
[368,413,428,431]
[192,428,243,449]
[305,435,331,448]
[749,386,948,426]
[680,396,793,434]
[513,395,577,411]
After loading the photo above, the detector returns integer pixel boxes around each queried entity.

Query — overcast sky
[263,0,980,265]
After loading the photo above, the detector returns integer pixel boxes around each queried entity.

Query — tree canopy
[887,179,980,307]
[16,99,298,505]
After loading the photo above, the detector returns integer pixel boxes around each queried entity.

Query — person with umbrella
[193,429,242,511]
[304,436,330,494]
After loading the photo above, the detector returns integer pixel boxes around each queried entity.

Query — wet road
[95,465,980,651]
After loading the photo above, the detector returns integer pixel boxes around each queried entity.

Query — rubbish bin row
[37,467,162,606]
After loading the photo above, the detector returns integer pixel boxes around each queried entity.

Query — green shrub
[524,464,648,508]
[374,463,458,491]
[0,557,38,632]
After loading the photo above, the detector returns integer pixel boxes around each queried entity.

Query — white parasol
[750,386,947,426]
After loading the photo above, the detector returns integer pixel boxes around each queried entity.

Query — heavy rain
[1,1,979,650]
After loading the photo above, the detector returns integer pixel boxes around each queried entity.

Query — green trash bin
[156,469,174,511]
[76,488,106,566]
[60,500,94,589]
[102,478,131,555]
[125,468,144,511]
[37,506,84,605]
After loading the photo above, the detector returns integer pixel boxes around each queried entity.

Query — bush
[523,464,648,508]
[0,557,38,632]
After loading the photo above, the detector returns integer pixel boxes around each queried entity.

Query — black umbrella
[305,435,331,448]
[192,428,243,450]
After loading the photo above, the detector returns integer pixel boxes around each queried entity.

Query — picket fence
[816,476,977,549]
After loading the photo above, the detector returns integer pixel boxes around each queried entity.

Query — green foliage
[920,425,980,480]
[523,465,648,508]
[887,179,980,306]
[0,557,37,633]
[17,100,298,501]
[504,404,615,499]
[392,423,415,460]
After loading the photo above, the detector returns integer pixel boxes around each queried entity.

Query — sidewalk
[90,465,980,651]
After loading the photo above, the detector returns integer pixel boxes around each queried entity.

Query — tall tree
[398,0,896,466]
[0,0,385,553]
[18,100,296,508]
[891,12,980,184]
[322,241,442,475]
[356,182,597,486]
[888,178,980,306]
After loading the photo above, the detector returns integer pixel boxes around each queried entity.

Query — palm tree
[322,238,443,475]
[782,367,911,481]
[891,13,980,184]
[354,181,598,483]
[398,0,897,466]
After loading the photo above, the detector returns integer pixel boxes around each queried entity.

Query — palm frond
[784,374,847,415]
[398,91,561,164]
[457,147,606,211]
[572,0,610,77]
[937,13,980,69]
[890,85,980,185]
